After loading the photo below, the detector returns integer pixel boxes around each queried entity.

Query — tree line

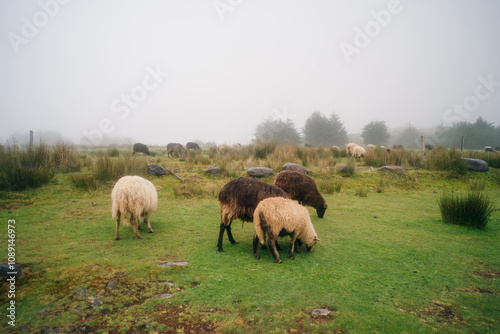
[254,113,500,149]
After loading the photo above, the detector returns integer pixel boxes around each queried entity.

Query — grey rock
[204,166,220,175]
[282,163,311,174]
[463,158,488,172]
[106,280,118,289]
[148,164,167,176]
[37,308,51,317]
[152,293,174,299]
[41,327,59,334]
[88,296,103,309]
[76,288,88,296]
[247,167,274,177]
[159,261,189,268]
[311,308,333,316]
[377,165,406,173]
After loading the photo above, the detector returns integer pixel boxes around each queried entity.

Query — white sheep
[346,142,358,156]
[366,144,376,149]
[352,146,366,160]
[253,197,320,263]
[111,175,158,240]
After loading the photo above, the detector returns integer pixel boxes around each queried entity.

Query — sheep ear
[314,236,320,242]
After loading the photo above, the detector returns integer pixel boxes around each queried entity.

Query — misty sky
[1,0,500,146]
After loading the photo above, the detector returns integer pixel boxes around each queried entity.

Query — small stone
[76,288,88,296]
[159,261,189,268]
[282,163,311,174]
[106,280,118,289]
[311,308,333,316]
[204,166,220,175]
[247,167,274,177]
[37,308,51,316]
[377,165,406,173]
[88,296,103,308]
[152,293,174,299]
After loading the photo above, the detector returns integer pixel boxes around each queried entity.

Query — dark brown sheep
[186,142,202,151]
[217,177,288,252]
[273,170,327,218]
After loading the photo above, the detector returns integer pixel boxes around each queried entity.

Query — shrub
[107,147,120,157]
[356,188,368,197]
[438,191,494,229]
[339,158,356,177]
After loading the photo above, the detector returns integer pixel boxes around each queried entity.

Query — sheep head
[316,204,327,218]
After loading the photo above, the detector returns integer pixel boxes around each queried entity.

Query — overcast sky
[1,0,499,146]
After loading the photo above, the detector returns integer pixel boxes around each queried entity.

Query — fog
[1,0,500,146]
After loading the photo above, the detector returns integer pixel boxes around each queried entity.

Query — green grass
[0,150,499,333]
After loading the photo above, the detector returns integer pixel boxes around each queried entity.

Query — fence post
[29,130,33,153]
[460,136,464,159]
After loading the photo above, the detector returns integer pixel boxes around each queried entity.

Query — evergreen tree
[361,120,390,146]
[254,118,301,143]
[303,111,348,146]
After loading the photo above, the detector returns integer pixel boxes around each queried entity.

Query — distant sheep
[346,143,358,156]
[186,142,202,151]
[111,176,157,240]
[253,197,320,263]
[425,144,434,150]
[273,170,327,218]
[352,146,366,160]
[331,145,340,150]
[217,143,229,151]
[366,144,376,149]
[133,143,150,156]
[217,177,288,252]
[167,143,186,157]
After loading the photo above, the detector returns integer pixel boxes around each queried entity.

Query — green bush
[438,191,494,229]
[53,141,81,172]
[339,158,356,177]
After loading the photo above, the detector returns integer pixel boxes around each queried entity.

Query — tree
[254,118,301,143]
[393,123,422,149]
[303,111,348,146]
[361,120,390,146]
[438,117,498,149]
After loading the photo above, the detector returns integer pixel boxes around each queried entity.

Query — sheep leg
[253,234,260,259]
[289,234,298,260]
[145,216,154,233]
[268,236,282,263]
[115,213,121,240]
[226,224,236,244]
[217,224,227,252]
[130,215,143,239]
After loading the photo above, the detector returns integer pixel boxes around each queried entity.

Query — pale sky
[1,0,499,146]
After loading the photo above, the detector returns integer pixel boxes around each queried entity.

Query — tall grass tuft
[53,141,81,172]
[438,191,494,229]
[0,144,54,190]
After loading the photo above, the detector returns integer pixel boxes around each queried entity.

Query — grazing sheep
[346,143,358,156]
[331,145,340,150]
[366,144,376,149]
[111,176,157,240]
[167,143,186,157]
[133,143,150,156]
[425,144,434,150]
[253,197,320,263]
[217,143,229,152]
[484,146,495,153]
[186,142,202,151]
[352,146,366,160]
[273,170,327,218]
[217,177,288,252]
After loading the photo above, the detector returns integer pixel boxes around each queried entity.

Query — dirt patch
[154,304,216,333]
[421,300,463,324]
[462,286,498,295]
[473,270,500,279]
[0,199,34,211]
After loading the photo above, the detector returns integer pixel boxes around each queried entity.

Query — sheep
[133,143,150,156]
[425,144,434,150]
[331,145,340,150]
[352,146,366,160]
[484,146,495,153]
[111,176,157,240]
[346,142,358,156]
[273,170,327,218]
[366,144,376,149]
[167,143,186,157]
[186,142,202,151]
[253,197,320,263]
[217,177,288,252]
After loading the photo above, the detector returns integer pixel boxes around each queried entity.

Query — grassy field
[0,146,499,333]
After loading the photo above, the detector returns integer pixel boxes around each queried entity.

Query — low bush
[438,191,494,229]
